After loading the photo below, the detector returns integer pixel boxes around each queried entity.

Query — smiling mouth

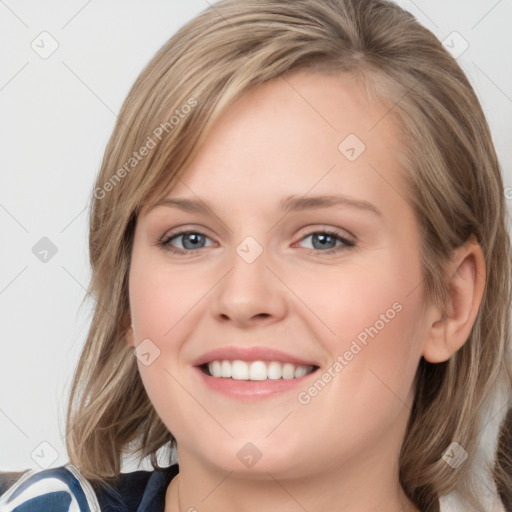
[200,360,319,381]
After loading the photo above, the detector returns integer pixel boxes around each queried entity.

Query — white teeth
[205,360,314,380]
[294,365,309,378]
[221,360,232,378]
[211,361,222,378]
[232,360,249,380]
[267,361,282,380]
[249,361,267,380]
[282,363,295,380]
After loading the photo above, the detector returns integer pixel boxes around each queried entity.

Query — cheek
[312,247,425,406]
[313,243,424,352]
[128,253,203,343]
[292,292,423,467]
[128,250,215,436]
[128,224,427,458]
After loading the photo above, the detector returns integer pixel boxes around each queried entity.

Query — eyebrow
[146,194,382,217]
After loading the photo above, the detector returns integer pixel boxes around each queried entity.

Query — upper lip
[192,346,319,367]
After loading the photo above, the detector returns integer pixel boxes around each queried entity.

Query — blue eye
[158,229,355,255]
[159,231,214,254]
[297,230,355,254]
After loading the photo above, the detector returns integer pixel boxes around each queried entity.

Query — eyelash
[157,229,356,256]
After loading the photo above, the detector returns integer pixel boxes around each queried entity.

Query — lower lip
[194,366,318,399]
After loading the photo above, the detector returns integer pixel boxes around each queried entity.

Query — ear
[422,235,486,363]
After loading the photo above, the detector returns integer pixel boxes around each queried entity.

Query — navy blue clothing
[0,463,179,511]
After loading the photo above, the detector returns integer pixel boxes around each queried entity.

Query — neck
[165,446,420,512]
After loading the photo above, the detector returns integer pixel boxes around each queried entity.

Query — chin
[195,438,314,480]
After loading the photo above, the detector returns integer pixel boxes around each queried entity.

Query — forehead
[144,71,409,217]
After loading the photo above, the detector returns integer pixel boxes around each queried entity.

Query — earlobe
[422,235,486,363]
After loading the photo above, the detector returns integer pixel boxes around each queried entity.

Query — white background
[1,0,511,472]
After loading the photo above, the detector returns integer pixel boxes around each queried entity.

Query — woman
[1,0,510,510]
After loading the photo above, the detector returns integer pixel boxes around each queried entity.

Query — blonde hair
[65,0,512,510]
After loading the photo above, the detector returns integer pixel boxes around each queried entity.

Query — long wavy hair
[65,1,512,510]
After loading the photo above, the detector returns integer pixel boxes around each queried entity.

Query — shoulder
[0,464,101,511]
[0,463,179,512]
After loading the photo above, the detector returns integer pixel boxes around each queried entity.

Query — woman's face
[128,71,432,479]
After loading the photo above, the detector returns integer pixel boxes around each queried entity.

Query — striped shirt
[0,463,179,511]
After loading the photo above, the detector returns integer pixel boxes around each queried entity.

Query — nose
[210,241,288,329]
